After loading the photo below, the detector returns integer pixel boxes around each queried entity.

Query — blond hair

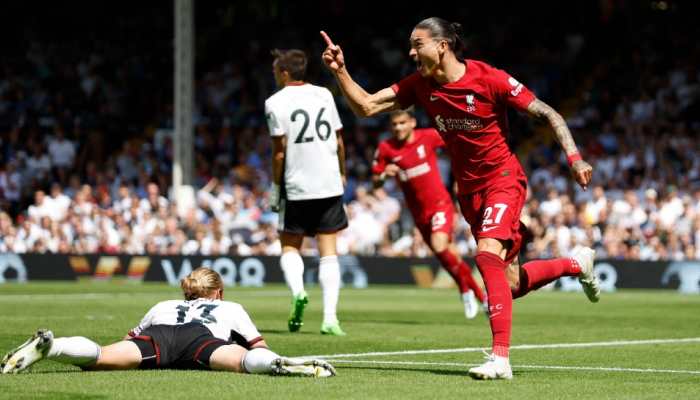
[181,267,224,300]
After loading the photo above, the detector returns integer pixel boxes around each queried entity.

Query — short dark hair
[271,49,307,81]
[414,17,465,58]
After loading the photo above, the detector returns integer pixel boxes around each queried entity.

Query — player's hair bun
[450,22,463,37]
[449,21,465,57]
[181,268,224,300]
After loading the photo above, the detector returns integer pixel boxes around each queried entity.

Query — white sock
[319,255,341,324]
[242,348,281,374]
[280,251,305,297]
[495,355,511,364]
[47,337,101,367]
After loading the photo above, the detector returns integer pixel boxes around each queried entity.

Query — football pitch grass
[0,282,698,399]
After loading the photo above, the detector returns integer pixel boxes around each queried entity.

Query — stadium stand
[0,2,698,260]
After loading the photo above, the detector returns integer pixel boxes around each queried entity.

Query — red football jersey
[372,128,453,221]
[391,59,535,194]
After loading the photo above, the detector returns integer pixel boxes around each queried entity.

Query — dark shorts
[279,195,348,236]
[129,322,230,370]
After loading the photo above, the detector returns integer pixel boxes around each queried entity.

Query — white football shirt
[128,298,262,345]
[265,83,344,200]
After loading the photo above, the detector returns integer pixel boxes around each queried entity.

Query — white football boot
[571,247,600,303]
[468,352,513,380]
[1,330,53,374]
[462,291,479,319]
[271,357,336,377]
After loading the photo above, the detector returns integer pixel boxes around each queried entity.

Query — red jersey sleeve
[390,72,421,109]
[426,128,445,150]
[486,67,536,112]
[371,142,389,175]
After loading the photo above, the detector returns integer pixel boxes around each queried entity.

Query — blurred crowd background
[1,1,699,260]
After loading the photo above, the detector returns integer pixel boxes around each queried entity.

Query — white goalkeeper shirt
[128,298,262,345]
[265,83,344,200]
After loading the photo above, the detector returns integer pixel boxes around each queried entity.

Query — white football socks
[280,251,305,297]
[47,337,101,367]
[242,348,281,374]
[280,251,304,296]
[319,255,341,325]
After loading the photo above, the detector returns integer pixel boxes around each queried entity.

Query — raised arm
[526,98,593,190]
[320,31,400,117]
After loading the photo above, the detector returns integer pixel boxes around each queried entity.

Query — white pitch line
[323,359,700,375]
[305,337,700,359]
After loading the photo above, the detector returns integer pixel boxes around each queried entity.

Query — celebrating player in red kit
[372,109,485,319]
[321,17,600,380]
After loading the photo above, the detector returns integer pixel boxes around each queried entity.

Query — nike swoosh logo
[481,226,499,232]
[429,95,439,101]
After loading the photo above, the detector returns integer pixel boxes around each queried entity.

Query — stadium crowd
[1,2,699,260]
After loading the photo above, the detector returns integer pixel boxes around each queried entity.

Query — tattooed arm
[526,98,579,155]
[526,98,593,189]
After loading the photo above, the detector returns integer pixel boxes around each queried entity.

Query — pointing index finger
[320,30,335,48]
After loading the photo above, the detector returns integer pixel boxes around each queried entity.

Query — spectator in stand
[47,127,75,172]
[0,161,22,214]
[140,183,168,213]
[26,144,51,182]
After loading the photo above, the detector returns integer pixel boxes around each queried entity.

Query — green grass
[0,283,698,399]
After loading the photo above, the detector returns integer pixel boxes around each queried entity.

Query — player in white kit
[1,268,335,377]
[265,49,347,336]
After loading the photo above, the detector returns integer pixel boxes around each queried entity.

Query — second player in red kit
[372,110,485,318]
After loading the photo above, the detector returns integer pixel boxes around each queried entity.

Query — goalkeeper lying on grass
[1,267,335,378]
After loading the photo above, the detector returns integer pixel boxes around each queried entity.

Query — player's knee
[317,233,338,257]
[476,238,507,257]
[506,273,520,291]
[430,232,449,252]
[506,260,523,291]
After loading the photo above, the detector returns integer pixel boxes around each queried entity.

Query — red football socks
[474,251,512,358]
[435,249,486,303]
[512,258,581,299]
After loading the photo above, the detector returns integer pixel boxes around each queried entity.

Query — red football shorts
[458,171,527,263]
[413,200,455,244]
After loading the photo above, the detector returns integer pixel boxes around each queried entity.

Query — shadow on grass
[337,364,525,378]
[259,329,316,335]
